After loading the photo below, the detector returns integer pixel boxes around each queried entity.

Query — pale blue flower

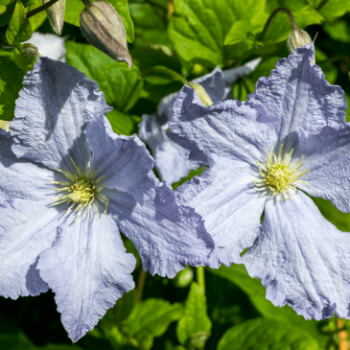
[168,44,350,320]
[139,59,261,184]
[0,58,214,341]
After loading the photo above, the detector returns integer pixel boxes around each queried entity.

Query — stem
[81,0,91,7]
[136,266,147,303]
[197,266,205,294]
[241,76,251,95]
[260,7,298,42]
[26,0,61,19]
[318,55,350,66]
[316,0,330,11]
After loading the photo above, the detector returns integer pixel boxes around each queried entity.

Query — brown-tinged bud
[287,29,315,64]
[21,43,39,60]
[189,83,213,107]
[43,0,66,35]
[80,1,132,68]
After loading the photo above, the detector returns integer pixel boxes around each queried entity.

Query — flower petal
[168,86,279,168]
[10,57,111,172]
[0,198,59,299]
[248,44,347,149]
[297,124,350,213]
[108,183,215,278]
[37,214,136,342]
[243,192,350,320]
[85,117,155,204]
[176,156,266,267]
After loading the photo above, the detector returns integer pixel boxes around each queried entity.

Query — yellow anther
[51,158,108,221]
[254,144,311,201]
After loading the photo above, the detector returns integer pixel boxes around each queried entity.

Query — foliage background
[0,0,350,349]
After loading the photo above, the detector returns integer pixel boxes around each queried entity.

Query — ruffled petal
[0,198,60,299]
[168,87,279,168]
[85,117,156,204]
[297,124,350,213]
[10,57,111,172]
[243,192,350,320]
[37,213,136,342]
[176,156,266,267]
[248,44,347,149]
[108,183,215,278]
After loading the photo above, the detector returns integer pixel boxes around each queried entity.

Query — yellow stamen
[254,144,311,200]
[51,158,108,221]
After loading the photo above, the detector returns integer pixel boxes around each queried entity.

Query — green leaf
[0,1,16,27]
[315,0,350,20]
[217,318,319,350]
[0,0,15,6]
[11,44,38,72]
[143,66,184,85]
[24,0,47,31]
[323,20,350,43]
[0,5,5,14]
[208,264,327,347]
[120,299,183,350]
[168,0,267,66]
[129,2,170,46]
[224,20,251,45]
[0,50,25,121]
[6,0,33,45]
[66,41,143,135]
[177,282,211,348]
[64,0,134,42]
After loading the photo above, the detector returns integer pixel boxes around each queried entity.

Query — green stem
[26,0,61,19]
[197,266,205,294]
[260,7,298,42]
[241,76,251,95]
[136,266,147,303]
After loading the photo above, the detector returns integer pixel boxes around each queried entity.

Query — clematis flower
[168,44,350,320]
[139,59,261,184]
[0,58,214,341]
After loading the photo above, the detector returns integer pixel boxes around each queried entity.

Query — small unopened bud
[21,43,39,60]
[287,29,315,64]
[189,83,213,107]
[80,1,132,68]
[43,0,66,35]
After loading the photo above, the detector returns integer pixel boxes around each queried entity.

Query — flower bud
[80,1,132,68]
[287,30,315,64]
[43,0,66,35]
[173,266,194,288]
[21,43,39,60]
[189,83,213,107]
[0,120,11,133]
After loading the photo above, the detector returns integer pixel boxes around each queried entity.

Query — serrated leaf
[0,50,25,121]
[177,282,211,348]
[64,0,134,42]
[6,0,33,45]
[168,0,267,66]
[208,264,327,348]
[217,318,319,350]
[66,41,143,135]
[121,299,183,350]
[24,0,47,31]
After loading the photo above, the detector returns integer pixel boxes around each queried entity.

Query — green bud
[174,266,194,288]
[43,0,66,35]
[287,29,315,64]
[21,43,39,60]
[189,83,213,107]
[80,1,132,68]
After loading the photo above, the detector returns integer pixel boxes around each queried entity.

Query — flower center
[50,158,108,221]
[254,144,311,201]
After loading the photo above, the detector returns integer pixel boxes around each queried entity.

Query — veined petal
[176,156,266,267]
[85,117,155,204]
[10,57,111,172]
[243,193,350,320]
[0,199,60,299]
[37,213,136,342]
[108,183,214,278]
[297,124,350,213]
[248,44,347,149]
[168,87,279,168]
